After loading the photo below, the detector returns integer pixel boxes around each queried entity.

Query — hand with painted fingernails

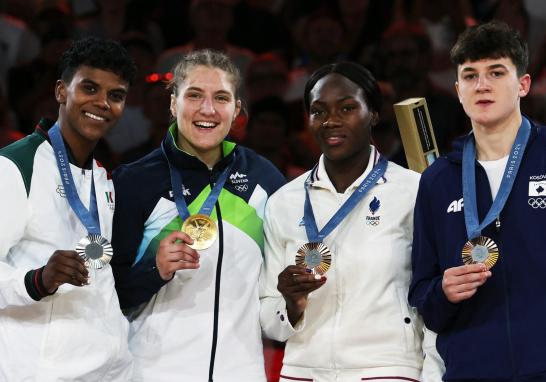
[277,265,326,326]
[156,231,200,281]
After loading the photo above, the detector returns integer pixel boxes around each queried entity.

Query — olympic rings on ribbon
[528,197,546,209]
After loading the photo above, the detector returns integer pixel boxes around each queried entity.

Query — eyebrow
[80,78,128,95]
[460,63,508,73]
[311,95,355,105]
[184,86,233,96]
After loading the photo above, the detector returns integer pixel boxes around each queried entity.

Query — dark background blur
[2,1,546,380]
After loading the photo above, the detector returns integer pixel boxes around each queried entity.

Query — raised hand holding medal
[49,123,112,270]
[298,155,388,275]
[461,117,531,270]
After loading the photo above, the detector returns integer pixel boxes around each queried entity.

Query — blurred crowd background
[2,0,546,177]
[2,0,546,380]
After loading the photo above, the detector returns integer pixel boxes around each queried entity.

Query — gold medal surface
[181,214,218,250]
[76,234,113,269]
[461,236,499,270]
[295,242,332,275]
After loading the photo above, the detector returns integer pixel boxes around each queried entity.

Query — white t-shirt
[478,155,509,199]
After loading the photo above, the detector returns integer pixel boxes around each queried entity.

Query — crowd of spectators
[3,0,546,178]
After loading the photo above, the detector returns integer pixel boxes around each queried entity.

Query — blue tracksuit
[409,117,546,381]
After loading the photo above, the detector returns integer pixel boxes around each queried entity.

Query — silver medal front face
[76,234,113,269]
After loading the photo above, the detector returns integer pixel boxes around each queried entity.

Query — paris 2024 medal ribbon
[461,117,531,270]
[49,123,112,270]
[298,152,388,275]
[162,135,234,250]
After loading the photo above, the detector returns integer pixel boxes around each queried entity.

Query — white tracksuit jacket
[260,147,424,382]
[0,122,132,381]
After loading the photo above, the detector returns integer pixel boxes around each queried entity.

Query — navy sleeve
[111,164,168,311]
[408,174,460,332]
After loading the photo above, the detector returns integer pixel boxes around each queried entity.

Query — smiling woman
[110,49,285,381]
[260,61,426,382]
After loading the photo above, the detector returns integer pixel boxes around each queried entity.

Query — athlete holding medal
[0,37,135,381]
[410,21,546,381]
[260,62,424,382]
[111,50,284,381]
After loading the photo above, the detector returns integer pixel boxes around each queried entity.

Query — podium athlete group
[1,20,545,382]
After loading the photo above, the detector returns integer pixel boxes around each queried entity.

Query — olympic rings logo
[366,219,380,226]
[528,197,546,209]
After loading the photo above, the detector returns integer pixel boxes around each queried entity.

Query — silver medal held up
[76,234,113,269]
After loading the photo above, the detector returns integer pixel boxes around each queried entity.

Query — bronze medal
[461,236,499,270]
[181,214,218,250]
[76,234,113,269]
[295,242,332,275]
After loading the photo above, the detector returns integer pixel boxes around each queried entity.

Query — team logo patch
[56,185,66,198]
[365,196,381,226]
[528,176,546,209]
[230,171,248,184]
[447,198,464,213]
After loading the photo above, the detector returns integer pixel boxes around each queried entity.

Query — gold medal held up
[461,236,499,270]
[181,214,218,250]
[296,242,332,275]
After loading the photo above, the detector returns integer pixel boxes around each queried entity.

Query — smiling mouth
[194,121,218,129]
[324,135,345,145]
[84,112,107,121]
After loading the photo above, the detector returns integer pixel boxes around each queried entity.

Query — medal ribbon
[161,134,234,222]
[303,156,387,242]
[462,117,531,240]
[49,123,101,235]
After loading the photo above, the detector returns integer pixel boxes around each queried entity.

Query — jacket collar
[446,114,539,165]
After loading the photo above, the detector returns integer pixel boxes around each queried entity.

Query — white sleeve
[421,327,446,382]
[259,196,304,341]
[0,157,35,307]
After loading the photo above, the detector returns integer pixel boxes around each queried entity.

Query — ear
[370,111,379,126]
[233,99,242,121]
[55,80,67,104]
[518,73,531,98]
[454,81,462,103]
[170,94,177,118]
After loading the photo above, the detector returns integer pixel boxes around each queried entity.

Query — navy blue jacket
[409,118,546,381]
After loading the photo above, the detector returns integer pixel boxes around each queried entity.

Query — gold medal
[296,242,332,275]
[461,236,499,270]
[76,234,113,269]
[181,214,218,250]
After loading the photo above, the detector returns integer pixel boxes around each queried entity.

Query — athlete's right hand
[442,263,492,303]
[42,250,89,293]
[277,265,326,326]
[156,231,200,281]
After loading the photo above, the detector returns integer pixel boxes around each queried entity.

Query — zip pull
[495,216,501,231]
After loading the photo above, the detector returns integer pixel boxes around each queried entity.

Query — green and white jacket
[111,124,285,382]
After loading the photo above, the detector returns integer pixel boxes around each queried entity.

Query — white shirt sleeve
[421,327,446,382]
[259,196,304,341]
[0,157,36,307]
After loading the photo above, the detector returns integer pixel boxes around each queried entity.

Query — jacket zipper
[208,194,224,381]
